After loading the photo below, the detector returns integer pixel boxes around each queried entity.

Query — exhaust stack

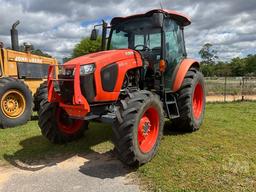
[10,20,20,51]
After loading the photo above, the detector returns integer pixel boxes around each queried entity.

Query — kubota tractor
[0,21,58,128]
[38,9,205,166]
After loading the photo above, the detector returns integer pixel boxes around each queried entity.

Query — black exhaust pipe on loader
[10,20,20,51]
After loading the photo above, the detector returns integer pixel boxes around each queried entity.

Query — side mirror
[90,29,98,40]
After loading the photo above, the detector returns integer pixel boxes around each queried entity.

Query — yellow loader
[0,21,57,128]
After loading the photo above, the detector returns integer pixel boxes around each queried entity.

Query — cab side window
[164,19,185,66]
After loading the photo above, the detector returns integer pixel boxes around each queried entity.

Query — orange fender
[172,58,199,92]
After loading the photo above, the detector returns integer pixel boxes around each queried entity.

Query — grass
[0,102,256,191]
[139,102,256,191]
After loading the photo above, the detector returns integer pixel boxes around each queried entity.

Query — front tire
[34,81,47,112]
[0,77,33,128]
[38,99,88,144]
[172,67,206,132]
[113,90,164,167]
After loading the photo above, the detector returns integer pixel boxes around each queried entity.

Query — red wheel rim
[56,107,84,134]
[137,107,159,153]
[193,83,204,120]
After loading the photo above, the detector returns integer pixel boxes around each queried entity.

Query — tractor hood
[65,49,141,66]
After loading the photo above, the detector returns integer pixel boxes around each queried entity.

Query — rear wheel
[113,90,164,167]
[171,67,205,132]
[0,77,33,128]
[38,99,88,143]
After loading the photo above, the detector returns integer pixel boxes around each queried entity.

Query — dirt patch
[207,95,256,102]
[0,166,18,191]
[56,155,88,169]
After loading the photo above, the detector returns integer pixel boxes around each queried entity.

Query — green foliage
[199,43,256,77]
[199,43,218,65]
[62,57,72,63]
[246,54,256,75]
[201,64,215,77]
[30,49,52,58]
[229,57,247,76]
[215,61,232,76]
[72,37,101,58]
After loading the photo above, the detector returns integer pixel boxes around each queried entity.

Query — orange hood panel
[64,49,141,66]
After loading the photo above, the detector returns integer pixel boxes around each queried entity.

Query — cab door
[164,19,186,88]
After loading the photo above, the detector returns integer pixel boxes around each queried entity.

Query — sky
[0,0,255,62]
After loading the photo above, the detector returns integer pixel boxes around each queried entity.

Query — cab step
[164,91,180,119]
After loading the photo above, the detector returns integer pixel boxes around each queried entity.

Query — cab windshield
[108,17,162,50]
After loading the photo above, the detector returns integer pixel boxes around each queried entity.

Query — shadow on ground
[163,120,191,136]
[3,121,134,179]
[78,151,132,179]
[3,120,184,179]
[30,115,39,121]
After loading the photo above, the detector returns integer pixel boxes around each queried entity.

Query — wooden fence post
[224,76,227,102]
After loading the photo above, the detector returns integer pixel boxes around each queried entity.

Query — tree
[199,53,256,77]
[199,43,218,65]
[62,57,72,63]
[72,37,101,58]
[245,54,256,76]
[201,64,214,77]
[31,49,52,58]
[215,61,231,76]
[230,57,246,76]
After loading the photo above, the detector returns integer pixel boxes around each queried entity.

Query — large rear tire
[113,90,164,167]
[0,77,33,128]
[34,81,47,112]
[171,67,205,132]
[38,99,88,144]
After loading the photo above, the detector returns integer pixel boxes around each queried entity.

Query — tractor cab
[93,9,191,90]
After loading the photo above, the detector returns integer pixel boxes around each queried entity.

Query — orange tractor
[38,9,205,166]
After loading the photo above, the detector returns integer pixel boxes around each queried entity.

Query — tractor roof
[111,9,191,27]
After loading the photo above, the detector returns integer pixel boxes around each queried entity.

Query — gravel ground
[0,152,140,192]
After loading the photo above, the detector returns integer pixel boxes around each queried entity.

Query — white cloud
[0,0,255,62]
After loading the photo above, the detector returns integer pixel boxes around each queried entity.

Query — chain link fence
[205,77,256,102]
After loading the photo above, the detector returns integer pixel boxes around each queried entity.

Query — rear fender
[171,59,199,92]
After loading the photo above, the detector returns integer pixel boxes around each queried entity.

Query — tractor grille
[80,74,96,103]
[58,74,74,104]
[56,73,96,104]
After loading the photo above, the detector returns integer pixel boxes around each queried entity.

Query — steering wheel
[134,44,150,51]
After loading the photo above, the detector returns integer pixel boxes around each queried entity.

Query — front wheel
[38,99,88,144]
[171,67,206,132]
[0,78,33,128]
[113,91,164,167]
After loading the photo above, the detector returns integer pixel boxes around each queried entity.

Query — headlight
[80,64,95,75]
